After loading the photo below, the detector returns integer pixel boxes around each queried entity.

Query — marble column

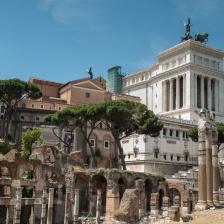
[183,74,186,107]
[206,130,213,206]
[201,76,204,108]
[73,189,80,224]
[196,139,207,209]
[64,185,71,224]
[47,188,54,224]
[212,129,219,205]
[208,78,212,110]
[176,76,180,109]
[215,79,219,111]
[162,81,166,111]
[29,206,34,224]
[164,81,168,111]
[96,190,102,224]
[13,187,23,224]
[5,206,9,224]
[169,79,173,111]
[195,74,198,108]
[40,189,47,224]
[135,179,145,218]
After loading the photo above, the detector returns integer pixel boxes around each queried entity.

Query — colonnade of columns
[162,74,186,112]
[194,75,219,111]
[197,110,220,210]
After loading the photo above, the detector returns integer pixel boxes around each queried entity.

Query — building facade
[121,39,224,175]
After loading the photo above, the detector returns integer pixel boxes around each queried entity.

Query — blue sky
[0,0,224,83]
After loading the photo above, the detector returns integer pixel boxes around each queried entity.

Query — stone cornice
[123,63,224,91]
[158,40,224,62]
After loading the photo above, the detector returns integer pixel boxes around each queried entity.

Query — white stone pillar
[170,79,173,111]
[176,76,180,109]
[215,79,219,112]
[208,78,212,111]
[183,74,186,107]
[40,189,47,224]
[73,189,80,224]
[96,190,102,224]
[162,81,165,111]
[201,76,204,108]
[47,188,54,224]
[13,187,23,224]
[164,81,168,112]
[195,74,198,108]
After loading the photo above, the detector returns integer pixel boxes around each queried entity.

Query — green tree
[102,100,163,170]
[20,127,44,159]
[0,79,42,142]
[46,100,163,170]
[0,138,11,155]
[46,103,105,168]
[188,122,224,151]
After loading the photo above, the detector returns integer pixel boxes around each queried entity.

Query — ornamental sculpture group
[196,109,220,210]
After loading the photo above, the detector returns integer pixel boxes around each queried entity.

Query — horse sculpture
[195,33,209,44]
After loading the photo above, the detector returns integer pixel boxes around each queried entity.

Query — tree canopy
[46,100,163,169]
[0,79,42,141]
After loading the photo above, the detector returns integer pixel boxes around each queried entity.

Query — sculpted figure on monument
[198,109,211,141]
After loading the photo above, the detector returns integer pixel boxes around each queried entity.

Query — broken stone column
[41,189,47,224]
[29,206,34,224]
[96,189,102,224]
[88,181,95,216]
[196,131,207,210]
[105,187,120,217]
[47,188,54,224]
[168,196,180,222]
[182,200,189,217]
[150,193,159,217]
[64,185,71,224]
[162,196,170,217]
[206,130,213,206]
[73,189,80,224]
[212,128,220,206]
[13,187,23,224]
[6,206,9,224]
[135,179,145,218]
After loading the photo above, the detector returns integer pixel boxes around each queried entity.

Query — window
[90,139,95,148]
[58,107,61,110]
[176,131,179,138]
[163,154,167,160]
[20,116,24,120]
[85,92,90,98]
[170,155,173,161]
[0,115,3,120]
[104,140,109,149]
[177,156,180,161]
[154,151,159,159]
[169,129,173,137]
[184,154,189,161]
[183,131,186,138]
[0,106,5,113]
[36,117,40,122]
[31,104,34,108]
[41,105,44,109]
[163,128,167,136]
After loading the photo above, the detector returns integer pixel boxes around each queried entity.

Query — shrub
[20,127,44,159]
[0,139,11,155]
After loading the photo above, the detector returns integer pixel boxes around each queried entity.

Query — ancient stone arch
[117,176,127,202]
[169,187,181,206]
[145,178,153,212]
[91,174,107,215]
